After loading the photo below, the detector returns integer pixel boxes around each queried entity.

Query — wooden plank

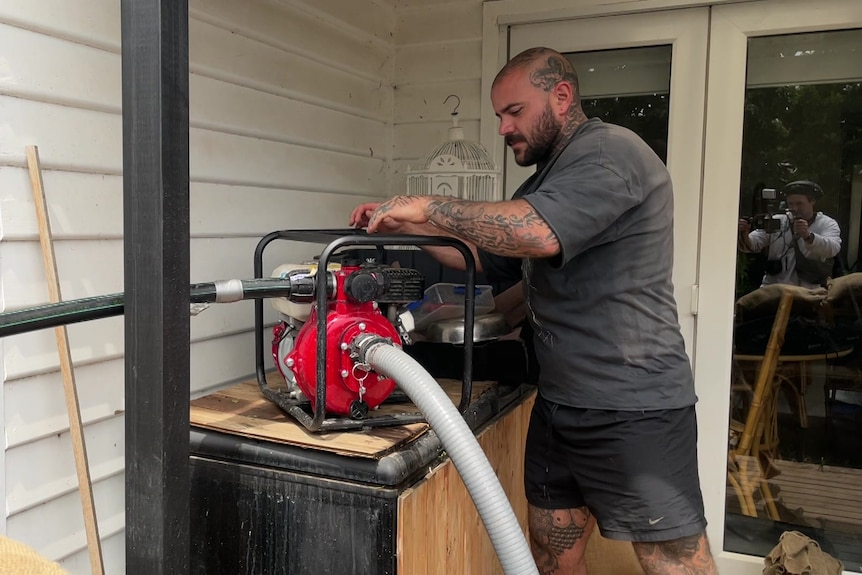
[0,97,385,194]
[189,407,425,458]
[773,470,862,491]
[397,391,534,575]
[188,0,391,80]
[189,127,385,194]
[393,1,483,46]
[190,19,391,119]
[773,460,862,489]
[395,40,482,84]
[7,473,125,566]
[773,484,862,509]
[767,459,862,529]
[190,75,388,155]
[0,168,122,240]
[0,96,119,172]
[6,415,124,516]
[774,459,862,477]
[0,0,121,51]
[189,374,496,458]
[0,24,388,156]
[0,22,119,111]
[771,498,862,519]
[288,0,393,42]
[5,359,124,448]
[1,240,124,309]
[26,145,104,575]
[774,490,862,520]
[1,168,380,241]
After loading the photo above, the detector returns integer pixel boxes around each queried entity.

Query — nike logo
[648,517,665,526]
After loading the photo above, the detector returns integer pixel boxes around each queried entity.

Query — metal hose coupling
[350,332,394,364]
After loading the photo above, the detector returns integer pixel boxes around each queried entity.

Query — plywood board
[397,391,534,575]
[189,372,495,459]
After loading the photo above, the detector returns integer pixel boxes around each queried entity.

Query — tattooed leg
[528,505,594,575]
[632,532,718,575]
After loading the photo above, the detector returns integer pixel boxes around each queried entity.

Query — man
[349,47,717,575]
[738,181,841,288]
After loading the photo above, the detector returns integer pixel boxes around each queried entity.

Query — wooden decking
[770,459,862,533]
[728,457,862,534]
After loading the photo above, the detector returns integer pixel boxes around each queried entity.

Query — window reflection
[729,29,862,570]
[566,46,671,163]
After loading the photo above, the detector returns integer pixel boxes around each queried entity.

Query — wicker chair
[728,288,794,520]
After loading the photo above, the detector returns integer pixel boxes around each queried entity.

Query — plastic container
[408,283,494,332]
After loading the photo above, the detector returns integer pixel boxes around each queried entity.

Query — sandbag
[0,536,70,575]
[762,531,842,575]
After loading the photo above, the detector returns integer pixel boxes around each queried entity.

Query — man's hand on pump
[348,202,381,229]
[349,197,437,235]
[364,196,432,233]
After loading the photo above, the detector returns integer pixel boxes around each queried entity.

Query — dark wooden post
[121,0,190,572]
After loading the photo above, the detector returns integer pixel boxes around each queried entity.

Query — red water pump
[271,262,423,418]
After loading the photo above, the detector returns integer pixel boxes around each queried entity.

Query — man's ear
[550,81,575,115]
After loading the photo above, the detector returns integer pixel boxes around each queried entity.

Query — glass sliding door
[724,26,862,573]
[700,1,862,573]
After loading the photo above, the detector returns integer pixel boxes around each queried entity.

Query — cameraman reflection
[738,180,841,289]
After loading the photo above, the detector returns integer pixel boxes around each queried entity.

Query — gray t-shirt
[480,118,695,411]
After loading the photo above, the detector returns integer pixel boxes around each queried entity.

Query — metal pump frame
[254,229,478,432]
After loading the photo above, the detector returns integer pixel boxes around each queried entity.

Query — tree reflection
[738,83,862,295]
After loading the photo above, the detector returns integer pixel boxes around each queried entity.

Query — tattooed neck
[527,56,589,172]
[538,108,588,171]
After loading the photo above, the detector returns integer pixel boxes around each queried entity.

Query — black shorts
[524,394,707,542]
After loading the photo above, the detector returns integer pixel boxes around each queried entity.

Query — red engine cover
[284,267,401,417]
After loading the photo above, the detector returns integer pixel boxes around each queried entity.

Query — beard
[507,105,562,167]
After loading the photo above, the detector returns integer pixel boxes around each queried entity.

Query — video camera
[744,187,784,233]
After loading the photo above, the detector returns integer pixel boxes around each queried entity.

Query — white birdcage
[406,97,499,202]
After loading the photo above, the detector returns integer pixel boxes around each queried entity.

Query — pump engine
[271,261,423,418]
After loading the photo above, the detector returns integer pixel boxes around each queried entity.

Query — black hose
[0,293,126,338]
[0,278,294,338]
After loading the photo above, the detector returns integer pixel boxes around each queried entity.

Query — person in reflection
[349,47,717,575]
[738,180,842,289]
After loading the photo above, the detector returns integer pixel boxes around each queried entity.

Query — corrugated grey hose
[359,339,538,575]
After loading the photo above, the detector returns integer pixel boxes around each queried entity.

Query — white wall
[0,0,394,571]
[392,0,486,196]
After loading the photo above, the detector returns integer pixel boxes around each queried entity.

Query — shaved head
[491,46,588,168]
[494,47,581,102]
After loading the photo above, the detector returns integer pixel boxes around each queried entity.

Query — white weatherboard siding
[392,0,486,196]
[0,0,395,571]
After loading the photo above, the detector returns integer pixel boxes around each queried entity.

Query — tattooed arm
[367,195,560,259]
[399,221,483,272]
[350,201,482,271]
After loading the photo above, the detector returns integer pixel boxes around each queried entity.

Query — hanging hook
[444,94,461,116]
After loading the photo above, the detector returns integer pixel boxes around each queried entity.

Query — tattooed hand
[366,196,432,233]
[348,202,381,229]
